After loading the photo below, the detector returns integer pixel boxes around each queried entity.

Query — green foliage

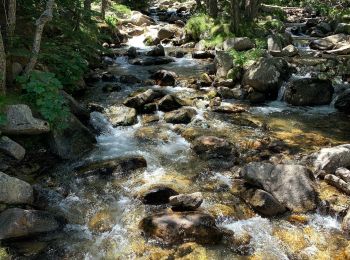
[229,48,264,66]
[111,3,132,17]
[17,71,69,129]
[185,13,213,41]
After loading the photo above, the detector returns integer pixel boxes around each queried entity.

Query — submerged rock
[0,172,33,205]
[120,74,141,84]
[0,105,50,135]
[164,108,197,124]
[192,51,215,59]
[284,78,334,106]
[146,44,165,57]
[192,136,236,160]
[77,156,147,175]
[0,208,60,240]
[105,105,137,126]
[140,212,223,244]
[0,136,25,161]
[169,192,203,210]
[129,56,175,66]
[241,162,317,213]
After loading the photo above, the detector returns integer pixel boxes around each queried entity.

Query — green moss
[185,13,214,41]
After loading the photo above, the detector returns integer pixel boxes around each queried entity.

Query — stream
[5,6,350,260]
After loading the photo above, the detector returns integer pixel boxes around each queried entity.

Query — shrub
[17,71,69,129]
[185,13,213,41]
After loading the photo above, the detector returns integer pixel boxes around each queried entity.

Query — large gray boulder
[50,113,96,160]
[0,172,33,204]
[0,208,60,240]
[335,89,350,114]
[214,51,233,78]
[313,144,350,174]
[242,58,291,98]
[0,136,25,161]
[124,89,164,110]
[192,136,236,160]
[129,11,155,26]
[223,37,254,51]
[241,162,317,213]
[164,108,197,124]
[310,34,350,50]
[105,105,137,126]
[284,78,334,106]
[0,105,50,135]
[140,212,222,245]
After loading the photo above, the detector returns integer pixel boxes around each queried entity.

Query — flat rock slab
[0,136,26,160]
[0,105,50,135]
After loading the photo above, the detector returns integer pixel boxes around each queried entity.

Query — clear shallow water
[5,10,350,260]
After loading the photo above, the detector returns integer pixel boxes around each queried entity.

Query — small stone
[169,192,203,210]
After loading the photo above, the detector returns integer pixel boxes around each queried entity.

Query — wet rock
[0,172,33,205]
[140,212,223,245]
[316,22,332,34]
[0,136,25,161]
[0,105,50,135]
[102,83,122,93]
[248,91,265,104]
[192,136,236,160]
[129,11,155,26]
[151,70,177,86]
[120,74,141,84]
[223,37,254,51]
[241,163,317,213]
[127,46,137,58]
[142,186,178,205]
[0,208,60,240]
[60,91,90,123]
[211,103,246,114]
[146,44,165,57]
[142,102,157,114]
[128,27,144,37]
[313,144,350,174]
[342,208,350,232]
[134,127,169,142]
[88,210,114,232]
[124,89,164,109]
[32,185,64,211]
[49,113,96,160]
[324,174,350,195]
[169,192,203,210]
[222,230,252,255]
[129,56,175,66]
[164,108,197,124]
[105,105,137,126]
[158,26,176,40]
[325,43,350,55]
[101,74,117,82]
[192,51,215,59]
[168,50,187,58]
[242,57,291,98]
[281,44,298,57]
[335,23,350,34]
[77,156,147,175]
[158,95,183,112]
[284,78,334,106]
[214,51,233,79]
[310,34,350,50]
[246,189,286,217]
[335,89,350,114]
[143,35,160,46]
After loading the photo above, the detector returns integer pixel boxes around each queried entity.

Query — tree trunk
[230,0,240,34]
[101,0,107,20]
[24,0,55,75]
[0,29,6,95]
[208,0,218,18]
[7,0,16,44]
[245,0,260,21]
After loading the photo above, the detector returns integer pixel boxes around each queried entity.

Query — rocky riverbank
[1,0,350,259]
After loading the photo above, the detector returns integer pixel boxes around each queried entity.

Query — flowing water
[5,7,350,260]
